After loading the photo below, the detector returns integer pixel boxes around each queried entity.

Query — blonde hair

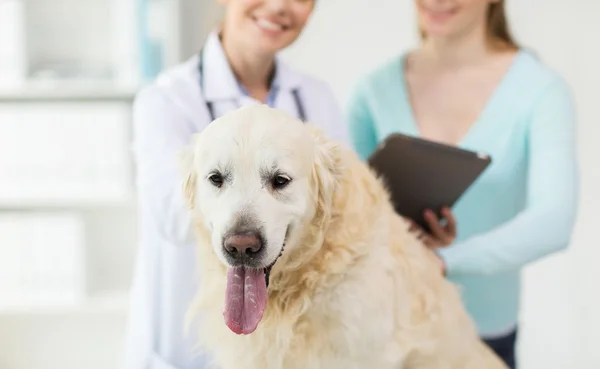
[420,0,519,50]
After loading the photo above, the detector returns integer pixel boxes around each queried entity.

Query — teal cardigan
[346,50,579,337]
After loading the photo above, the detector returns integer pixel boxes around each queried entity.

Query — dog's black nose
[223,231,263,259]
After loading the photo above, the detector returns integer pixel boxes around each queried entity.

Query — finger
[441,207,457,237]
[424,209,450,243]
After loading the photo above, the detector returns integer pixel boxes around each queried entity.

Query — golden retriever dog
[179,104,508,369]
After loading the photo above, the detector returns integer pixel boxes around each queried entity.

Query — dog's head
[180,104,340,335]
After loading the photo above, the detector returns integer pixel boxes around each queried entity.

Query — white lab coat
[122,31,349,369]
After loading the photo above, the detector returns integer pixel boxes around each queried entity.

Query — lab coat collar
[201,30,302,101]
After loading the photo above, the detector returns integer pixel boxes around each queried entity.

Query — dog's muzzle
[221,225,287,335]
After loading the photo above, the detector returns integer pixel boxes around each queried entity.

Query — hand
[422,207,457,249]
[408,207,457,249]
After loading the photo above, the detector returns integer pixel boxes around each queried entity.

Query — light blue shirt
[346,49,579,337]
[237,77,279,106]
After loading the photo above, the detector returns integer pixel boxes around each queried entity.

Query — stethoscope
[197,50,307,122]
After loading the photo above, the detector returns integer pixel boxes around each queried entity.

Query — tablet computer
[367,133,492,232]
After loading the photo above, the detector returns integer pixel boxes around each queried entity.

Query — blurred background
[0,0,598,368]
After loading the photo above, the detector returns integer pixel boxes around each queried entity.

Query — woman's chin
[420,24,458,39]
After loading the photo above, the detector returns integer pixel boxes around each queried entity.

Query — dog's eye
[272,175,291,189]
[208,173,224,188]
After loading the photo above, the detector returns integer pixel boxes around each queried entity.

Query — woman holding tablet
[124,1,348,368]
[346,1,579,368]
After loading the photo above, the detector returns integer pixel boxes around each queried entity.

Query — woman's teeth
[256,18,285,31]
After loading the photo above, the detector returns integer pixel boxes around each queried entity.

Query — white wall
[180,0,224,61]
[280,0,419,106]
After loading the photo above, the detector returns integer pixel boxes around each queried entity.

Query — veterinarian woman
[346,0,579,368]
[123,1,348,368]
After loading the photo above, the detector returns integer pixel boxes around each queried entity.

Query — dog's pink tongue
[223,266,267,335]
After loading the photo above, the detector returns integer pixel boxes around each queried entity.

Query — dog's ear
[178,136,199,209]
[306,125,342,224]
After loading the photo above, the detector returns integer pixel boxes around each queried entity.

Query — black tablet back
[367,133,492,231]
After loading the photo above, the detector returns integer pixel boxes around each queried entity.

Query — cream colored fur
[180,105,508,369]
